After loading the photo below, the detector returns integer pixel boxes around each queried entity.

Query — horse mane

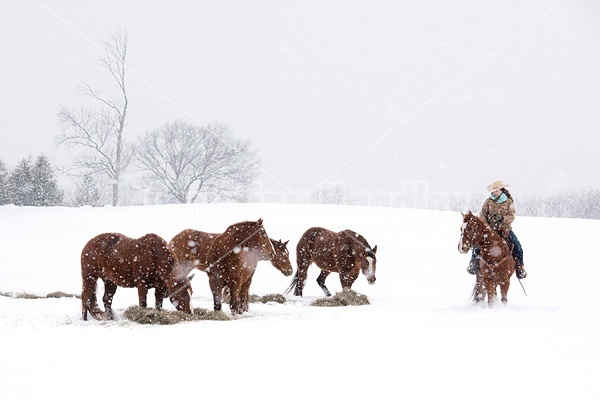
[103,233,123,254]
[224,219,262,235]
[341,230,375,257]
[467,211,499,240]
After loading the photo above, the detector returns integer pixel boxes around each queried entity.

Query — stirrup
[516,267,527,279]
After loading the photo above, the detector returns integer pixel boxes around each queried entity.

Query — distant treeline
[1,155,599,220]
[449,189,600,220]
[518,190,600,219]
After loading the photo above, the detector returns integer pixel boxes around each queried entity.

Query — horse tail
[283,271,298,296]
[469,280,478,304]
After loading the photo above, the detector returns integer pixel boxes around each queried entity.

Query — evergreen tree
[0,159,9,205]
[8,157,34,206]
[31,155,64,206]
[73,175,101,207]
[7,155,64,206]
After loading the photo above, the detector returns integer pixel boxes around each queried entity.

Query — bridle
[460,218,478,249]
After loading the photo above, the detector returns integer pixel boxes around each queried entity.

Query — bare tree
[56,29,131,206]
[314,181,354,205]
[135,121,258,203]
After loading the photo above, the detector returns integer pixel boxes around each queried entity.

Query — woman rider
[467,180,527,279]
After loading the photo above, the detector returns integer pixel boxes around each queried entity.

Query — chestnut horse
[169,229,218,275]
[284,227,377,297]
[458,211,515,306]
[81,232,194,321]
[170,228,292,276]
[205,219,293,314]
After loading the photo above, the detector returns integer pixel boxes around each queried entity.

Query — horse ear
[257,218,263,225]
[188,273,195,281]
[372,245,377,254]
[284,240,289,246]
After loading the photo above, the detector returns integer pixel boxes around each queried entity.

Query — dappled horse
[205,219,293,314]
[81,232,194,320]
[458,211,515,306]
[284,227,377,297]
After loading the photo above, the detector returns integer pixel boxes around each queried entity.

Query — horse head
[342,230,377,285]
[458,211,480,254]
[168,274,194,314]
[361,245,377,285]
[270,239,294,276]
[150,238,193,314]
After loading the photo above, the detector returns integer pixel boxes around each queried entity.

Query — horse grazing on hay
[458,211,515,307]
[205,219,293,314]
[284,227,377,297]
[169,229,218,275]
[81,232,194,321]
[170,228,292,277]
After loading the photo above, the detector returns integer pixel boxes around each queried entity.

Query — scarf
[490,192,508,204]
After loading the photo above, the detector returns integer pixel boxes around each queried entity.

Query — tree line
[0,156,63,206]
[447,190,600,220]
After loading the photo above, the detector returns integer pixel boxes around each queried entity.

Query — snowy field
[1,203,599,399]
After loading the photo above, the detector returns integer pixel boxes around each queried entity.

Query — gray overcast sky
[2,0,600,205]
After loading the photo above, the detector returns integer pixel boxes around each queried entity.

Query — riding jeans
[470,230,524,266]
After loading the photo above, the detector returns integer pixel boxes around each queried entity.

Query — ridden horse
[458,211,515,306]
[205,219,293,314]
[284,227,377,297]
[81,232,194,321]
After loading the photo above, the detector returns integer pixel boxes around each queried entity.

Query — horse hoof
[92,312,108,321]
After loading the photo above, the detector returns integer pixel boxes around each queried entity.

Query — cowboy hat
[487,180,510,192]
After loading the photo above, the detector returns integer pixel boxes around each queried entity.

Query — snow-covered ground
[1,203,599,399]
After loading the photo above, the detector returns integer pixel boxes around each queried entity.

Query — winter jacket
[480,196,515,231]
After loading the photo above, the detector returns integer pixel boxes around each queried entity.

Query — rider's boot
[467,258,479,275]
[514,259,527,279]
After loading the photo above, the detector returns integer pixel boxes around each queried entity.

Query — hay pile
[0,291,80,299]
[311,289,370,307]
[248,293,287,304]
[123,306,231,325]
[223,292,287,304]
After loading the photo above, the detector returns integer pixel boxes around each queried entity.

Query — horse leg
[316,270,332,297]
[240,277,253,313]
[475,273,485,303]
[136,284,149,308]
[338,270,360,294]
[293,254,311,297]
[229,284,244,315]
[154,284,168,310]
[103,280,118,320]
[346,270,360,291]
[82,275,107,321]
[485,280,496,308]
[500,279,511,305]
[208,273,223,312]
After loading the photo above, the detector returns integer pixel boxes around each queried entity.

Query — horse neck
[225,225,274,260]
[474,220,510,260]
